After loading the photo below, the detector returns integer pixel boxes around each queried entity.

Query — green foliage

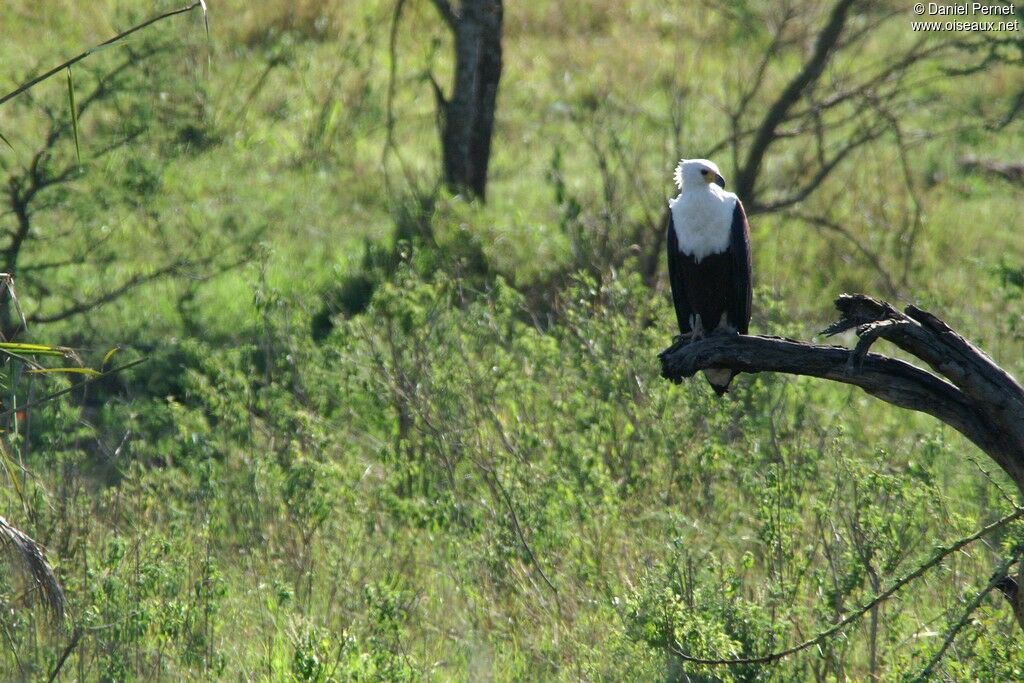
[626,548,780,682]
[0,0,1022,680]
[312,193,493,339]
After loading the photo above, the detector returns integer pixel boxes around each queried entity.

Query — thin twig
[669,507,1024,666]
[0,357,147,422]
[964,449,1020,511]
[913,550,1022,681]
[382,0,408,194]
[27,258,203,325]
[484,464,562,611]
[0,2,205,109]
[46,627,83,683]
[786,210,899,296]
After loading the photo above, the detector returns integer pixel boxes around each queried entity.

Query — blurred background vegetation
[0,0,1022,679]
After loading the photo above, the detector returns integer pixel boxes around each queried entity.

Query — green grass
[0,0,1022,680]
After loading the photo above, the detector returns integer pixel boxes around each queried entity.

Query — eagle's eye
[700,169,709,176]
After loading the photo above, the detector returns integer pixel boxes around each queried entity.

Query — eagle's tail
[703,368,736,396]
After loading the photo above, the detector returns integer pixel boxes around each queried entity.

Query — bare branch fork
[659,293,1024,668]
[661,293,1024,495]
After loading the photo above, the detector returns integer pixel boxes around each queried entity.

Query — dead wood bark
[959,155,1024,184]
[659,293,1024,628]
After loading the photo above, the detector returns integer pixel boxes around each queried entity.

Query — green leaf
[0,342,66,357]
[66,66,81,164]
[102,346,121,369]
[26,367,101,377]
[0,438,23,504]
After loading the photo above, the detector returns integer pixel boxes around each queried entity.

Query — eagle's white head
[674,158,726,191]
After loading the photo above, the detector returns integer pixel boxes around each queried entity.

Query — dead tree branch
[0,515,64,621]
[706,0,1017,217]
[959,154,1024,184]
[732,0,856,208]
[660,293,1024,492]
[659,292,1024,666]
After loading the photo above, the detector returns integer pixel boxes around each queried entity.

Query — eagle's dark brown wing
[728,199,753,335]
[666,213,694,335]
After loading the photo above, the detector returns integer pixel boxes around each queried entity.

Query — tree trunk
[438,0,503,200]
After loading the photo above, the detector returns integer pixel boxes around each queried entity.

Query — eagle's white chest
[669,188,737,262]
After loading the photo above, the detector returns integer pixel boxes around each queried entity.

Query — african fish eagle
[666,158,752,395]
